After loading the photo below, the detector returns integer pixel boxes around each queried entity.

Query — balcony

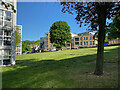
[4,40,11,46]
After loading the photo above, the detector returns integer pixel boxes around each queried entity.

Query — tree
[107,14,120,40]
[22,40,40,53]
[0,0,16,13]
[60,1,119,75]
[22,42,32,53]
[16,28,21,46]
[50,21,71,49]
[35,40,40,46]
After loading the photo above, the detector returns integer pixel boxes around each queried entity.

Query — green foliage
[22,43,31,53]
[0,0,16,13]
[35,40,40,46]
[22,40,40,53]
[105,36,109,43]
[50,21,71,48]
[16,28,21,46]
[107,14,120,40]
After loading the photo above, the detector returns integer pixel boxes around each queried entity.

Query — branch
[0,0,16,13]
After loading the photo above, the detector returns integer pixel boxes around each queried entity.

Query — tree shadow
[2,47,118,88]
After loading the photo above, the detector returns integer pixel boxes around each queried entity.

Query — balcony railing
[4,40,11,46]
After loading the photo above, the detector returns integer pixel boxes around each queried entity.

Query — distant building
[40,32,72,51]
[40,32,98,52]
[71,33,78,49]
[73,32,98,48]
[16,25,22,55]
[109,39,120,45]
[0,0,17,66]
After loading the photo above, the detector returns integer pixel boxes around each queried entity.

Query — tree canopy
[22,40,40,53]
[16,29,21,46]
[61,2,119,31]
[50,21,71,48]
[60,1,119,75]
[107,14,120,40]
[0,0,16,13]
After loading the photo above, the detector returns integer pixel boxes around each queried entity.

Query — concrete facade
[16,25,22,55]
[40,32,98,52]
[73,32,98,48]
[0,0,17,66]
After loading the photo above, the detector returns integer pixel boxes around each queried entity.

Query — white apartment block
[0,0,17,66]
[16,25,22,55]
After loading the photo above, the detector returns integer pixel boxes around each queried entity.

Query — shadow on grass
[2,47,118,88]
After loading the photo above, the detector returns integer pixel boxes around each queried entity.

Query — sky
[17,2,91,41]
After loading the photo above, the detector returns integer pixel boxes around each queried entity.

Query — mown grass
[2,45,119,88]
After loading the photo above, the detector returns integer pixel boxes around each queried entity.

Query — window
[4,31,11,36]
[93,41,95,45]
[0,30,3,35]
[0,19,2,26]
[90,41,92,45]
[67,44,70,47]
[4,21,12,27]
[0,60,2,66]
[75,38,79,41]
[46,34,48,37]
[45,41,48,44]
[0,50,2,55]
[51,45,53,47]
[80,37,82,40]
[46,38,48,41]
[84,42,85,45]
[4,50,10,55]
[0,40,2,45]
[84,37,85,40]
[0,10,3,16]
[86,37,88,40]
[75,42,79,45]
[80,42,82,45]
[5,11,12,21]
[90,37,92,40]
[86,42,88,45]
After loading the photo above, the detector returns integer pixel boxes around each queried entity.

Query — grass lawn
[2,45,119,88]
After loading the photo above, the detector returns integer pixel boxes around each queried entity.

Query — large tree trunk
[94,7,106,75]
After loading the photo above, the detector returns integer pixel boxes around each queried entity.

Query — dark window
[86,42,88,45]
[75,38,79,41]
[84,42,85,45]
[90,41,92,45]
[4,40,11,46]
[67,44,70,46]
[3,59,10,65]
[5,11,12,21]
[75,42,79,45]
[93,41,95,45]
[84,37,85,40]
[46,34,48,37]
[86,37,88,40]
[90,37,92,40]
[80,37,82,40]
[80,42,82,45]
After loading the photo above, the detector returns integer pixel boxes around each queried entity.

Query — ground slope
[2,46,119,88]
